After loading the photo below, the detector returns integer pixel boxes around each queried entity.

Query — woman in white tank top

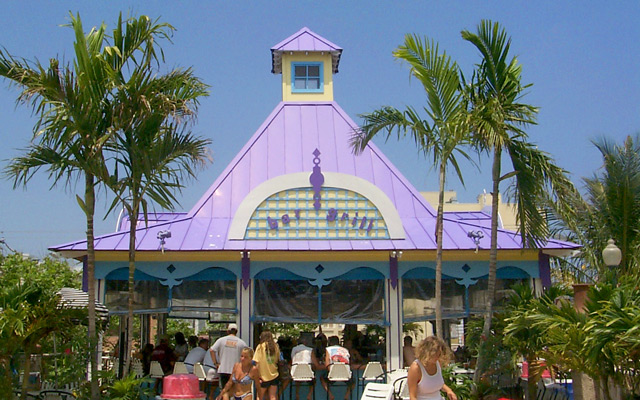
[406,337,457,400]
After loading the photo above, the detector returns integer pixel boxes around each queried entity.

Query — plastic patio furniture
[37,390,76,400]
[357,362,385,399]
[173,361,189,374]
[290,363,315,400]
[326,363,352,400]
[360,383,395,400]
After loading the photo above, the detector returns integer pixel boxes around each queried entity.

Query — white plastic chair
[395,378,409,400]
[38,390,76,400]
[385,369,407,385]
[194,362,207,381]
[150,361,165,378]
[41,381,56,390]
[386,369,408,400]
[173,361,189,374]
[358,362,385,398]
[290,363,315,400]
[327,363,352,400]
[361,383,394,400]
[131,358,144,378]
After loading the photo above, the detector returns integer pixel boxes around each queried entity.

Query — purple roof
[51,102,578,254]
[271,27,343,74]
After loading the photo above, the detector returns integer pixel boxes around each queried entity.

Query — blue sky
[0,1,638,257]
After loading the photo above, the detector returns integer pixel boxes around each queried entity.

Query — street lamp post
[602,238,622,285]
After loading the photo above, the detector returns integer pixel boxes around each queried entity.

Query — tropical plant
[106,62,210,372]
[0,253,86,388]
[550,135,640,284]
[1,13,176,398]
[262,323,319,339]
[0,253,80,290]
[461,20,575,378]
[105,372,155,400]
[502,284,572,399]
[583,279,640,398]
[465,313,519,396]
[0,280,83,398]
[352,33,472,339]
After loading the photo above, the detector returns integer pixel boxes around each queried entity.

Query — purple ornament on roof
[309,148,324,211]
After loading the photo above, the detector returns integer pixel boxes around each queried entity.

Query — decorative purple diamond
[315,264,324,273]
[167,264,176,274]
[461,264,470,273]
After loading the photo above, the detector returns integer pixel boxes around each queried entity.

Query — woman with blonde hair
[253,331,280,400]
[217,347,260,400]
[407,336,456,400]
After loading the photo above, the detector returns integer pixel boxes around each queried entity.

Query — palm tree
[1,13,173,398]
[107,66,210,372]
[352,34,471,338]
[461,20,575,376]
[551,135,640,283]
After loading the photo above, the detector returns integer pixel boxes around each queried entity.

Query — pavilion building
[52,27,577,371]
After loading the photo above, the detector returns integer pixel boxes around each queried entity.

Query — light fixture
[389,250,403,259]
[467,230,484,253]
[602,239,622,267]
[157,230,171,254]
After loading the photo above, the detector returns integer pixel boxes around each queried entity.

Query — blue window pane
[294,78,307,89]
[294,65,307,77]
[308,78,320,89]
[308,65,320,77]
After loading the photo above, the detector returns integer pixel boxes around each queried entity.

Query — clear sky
[0,1,638,258]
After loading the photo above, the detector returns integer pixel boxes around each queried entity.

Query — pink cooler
[160,373,206,399]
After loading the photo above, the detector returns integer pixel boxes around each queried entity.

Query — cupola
[271,27,343,102]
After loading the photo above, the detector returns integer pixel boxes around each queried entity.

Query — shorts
[206,367,219,382]
[260,377,280,388]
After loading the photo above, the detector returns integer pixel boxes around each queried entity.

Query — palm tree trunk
[435,162,446,339]
[475,147,501,382]
[85,173,99,400]
[126,206,138,376]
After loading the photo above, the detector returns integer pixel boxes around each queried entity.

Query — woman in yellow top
[253,331,280,400]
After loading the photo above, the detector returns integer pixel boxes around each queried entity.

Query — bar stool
[326,363,352,400]
[150,361,165,393]
[173,361,189,374]
[290,363,315,400]
[357,362,384,399]
[194,363,207,393]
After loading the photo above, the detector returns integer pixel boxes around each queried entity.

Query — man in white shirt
[183,338,209,374]
[290,335,315,400]
[208,323,247,395]
[291,335,313,365]
[323,336,352,400]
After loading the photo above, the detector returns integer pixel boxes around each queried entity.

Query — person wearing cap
[208,323,247,397]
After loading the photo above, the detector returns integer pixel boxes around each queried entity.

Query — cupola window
[292,62,323,93]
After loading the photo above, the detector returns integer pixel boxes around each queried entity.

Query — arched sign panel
[228,171,405,240]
